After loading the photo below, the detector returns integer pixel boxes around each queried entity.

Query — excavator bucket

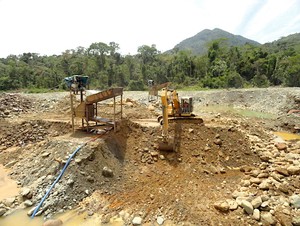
[158,135,175,151]
[158,140,174,151]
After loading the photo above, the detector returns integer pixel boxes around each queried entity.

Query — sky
[0,0,300,57]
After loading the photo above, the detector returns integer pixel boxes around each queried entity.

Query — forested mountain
[265,33,300,52]
[0,30,300,91]
[170,28,261,55]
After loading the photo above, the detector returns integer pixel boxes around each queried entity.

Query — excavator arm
[158,88,174,151]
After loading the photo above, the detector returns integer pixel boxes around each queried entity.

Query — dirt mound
[0,120,72,149]
[0,93,33,118]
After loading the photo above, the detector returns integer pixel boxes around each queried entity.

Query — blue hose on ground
[31,142,87,218]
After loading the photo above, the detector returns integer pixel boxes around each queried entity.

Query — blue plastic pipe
[31,143,86,218]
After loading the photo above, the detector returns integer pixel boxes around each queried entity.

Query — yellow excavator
[158,87,203,151]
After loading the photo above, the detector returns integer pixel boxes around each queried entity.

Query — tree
[284,54,300,87]
[226,71,244,88]
[252,74,270,87]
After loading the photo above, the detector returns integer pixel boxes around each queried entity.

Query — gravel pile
[0,93,32,118]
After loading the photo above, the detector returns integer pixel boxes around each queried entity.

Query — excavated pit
[1,89,300,225]
[78,119,261,225]
[0,116,264,225]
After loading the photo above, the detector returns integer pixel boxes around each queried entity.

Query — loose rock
[132,216,143,225]
[253,209,260,221]
[241,200,253,215]
[214,201,229,212]
[261,212,276,225]
[102,166,114,178]
[290,195,300,209]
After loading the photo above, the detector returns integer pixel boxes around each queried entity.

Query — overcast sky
[0,0,299,57]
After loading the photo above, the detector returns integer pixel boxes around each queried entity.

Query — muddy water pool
[0,208,123,226]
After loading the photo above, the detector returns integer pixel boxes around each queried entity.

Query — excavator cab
[181,97,193,115]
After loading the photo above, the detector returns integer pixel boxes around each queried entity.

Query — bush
[226,71,244,88]
[201,75,226,89]
[252,74,270,87]
[127,80,145,91]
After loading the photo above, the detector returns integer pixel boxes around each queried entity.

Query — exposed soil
[0,88,299,226]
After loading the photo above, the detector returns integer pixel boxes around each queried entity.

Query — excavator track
[157,116,204,125]
[168,116,204,124]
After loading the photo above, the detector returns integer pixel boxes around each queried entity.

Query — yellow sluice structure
[71,88,123,132]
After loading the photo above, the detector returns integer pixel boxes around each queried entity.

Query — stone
[250,177,261,184]
[292,216,300,226]
[146,104,155,111]
[41,152,50,157]
[150,151,159,157]
[67,179,74,185]
[132,216,142,225]
[253,209,260,221]
[159,155,165,160]
[261,212,276,225]
[21,187,32,198]
[287,166,300,175]
[24,200,33,207]
[258,172,269,178]
[204,146,211,152]
[43,219,63,226]
[275,167,289,176]
[278,184,289,194]
[250,169,261,177]
[4,109,10,115]
[3,197,15,207]
[261,195,269,202]
[241,200,253,215]
[290,195,300,209]
[259,180,270,190]
[214,139,222,145]
[251,196,263,209]
[232,191,248,199]
[260,151,272,162]
[157,216,164,225]
[102,166,114,178]
[260,201,271,211]
[214,201,229,212]
[87,176,94,183]
[275,143,287,151]
[27,207,36,216]
[228,200,238,210]
[0,208,6,217]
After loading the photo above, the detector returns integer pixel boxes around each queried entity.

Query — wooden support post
[121,94,123,119]
[86,105,89,132]
[95,102,98,126]
[113,96,116,132]
[70,91,75,133]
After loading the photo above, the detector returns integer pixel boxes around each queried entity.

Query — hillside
[170,28,261,55]
[265,32,300,52]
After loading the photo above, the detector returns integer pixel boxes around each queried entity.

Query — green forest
[0,33,300,91]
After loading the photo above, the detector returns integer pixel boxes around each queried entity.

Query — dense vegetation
[0,32,300,91]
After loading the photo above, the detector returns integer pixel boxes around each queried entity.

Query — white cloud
[0,0,299,57]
